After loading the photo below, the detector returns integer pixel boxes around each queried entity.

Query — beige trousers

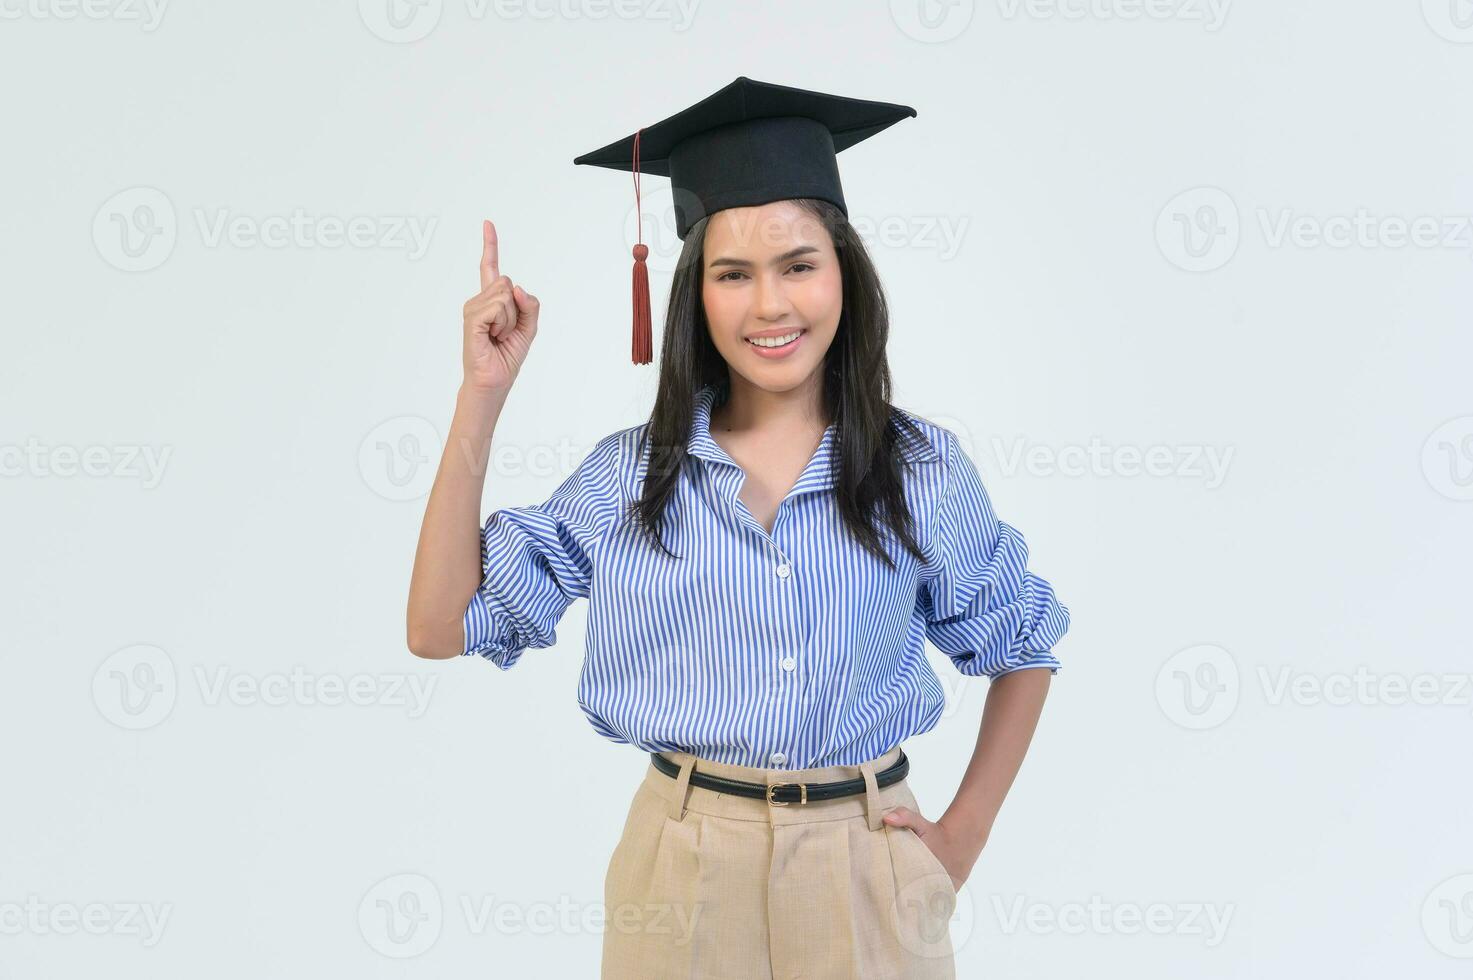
[601,743,957,979]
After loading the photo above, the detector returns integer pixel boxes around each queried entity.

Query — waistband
[643,744,909,828]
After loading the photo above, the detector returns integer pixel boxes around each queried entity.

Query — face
[700,200,842,393]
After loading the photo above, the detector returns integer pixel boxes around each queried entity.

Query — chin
[726,362,824,393]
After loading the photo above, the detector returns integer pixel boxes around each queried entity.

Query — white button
[775,562,791,579]
[781,656,796,672]
[770,751,787,766]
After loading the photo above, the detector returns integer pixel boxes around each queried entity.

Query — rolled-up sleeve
[918,430,1071,679]
[461,431,626,668]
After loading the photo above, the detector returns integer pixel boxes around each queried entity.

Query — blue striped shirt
[462,382,1071,770]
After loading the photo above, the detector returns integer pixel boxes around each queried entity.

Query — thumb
[882,806,922,830]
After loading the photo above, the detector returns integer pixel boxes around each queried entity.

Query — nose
[752,270,792,320]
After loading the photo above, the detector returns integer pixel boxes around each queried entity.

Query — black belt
[650,749,909,807]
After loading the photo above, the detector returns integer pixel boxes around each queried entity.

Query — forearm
[406,384,508,657]
[940,666,1052,857]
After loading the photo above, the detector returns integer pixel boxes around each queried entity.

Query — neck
[712,373,830,435]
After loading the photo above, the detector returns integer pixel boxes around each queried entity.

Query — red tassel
[632,242,652,364]
[629,126,652,365]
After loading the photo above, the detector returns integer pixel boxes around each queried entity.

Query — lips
[746,329,803,348]
[744,328,807,358]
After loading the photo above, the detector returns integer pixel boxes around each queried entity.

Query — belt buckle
[766,781,808,807]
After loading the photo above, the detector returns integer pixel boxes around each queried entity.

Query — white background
[2,1,1471,976]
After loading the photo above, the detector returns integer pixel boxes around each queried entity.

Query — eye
[787,262,815,274]
[716,270,747,282]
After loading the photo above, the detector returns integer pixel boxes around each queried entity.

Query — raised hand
[462,218,540,392]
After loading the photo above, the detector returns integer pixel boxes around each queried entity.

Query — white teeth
[747,331,802,348]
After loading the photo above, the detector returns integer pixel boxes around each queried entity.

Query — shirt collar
[687,382,838,495]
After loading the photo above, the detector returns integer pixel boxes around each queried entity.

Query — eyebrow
[707,245,821,269]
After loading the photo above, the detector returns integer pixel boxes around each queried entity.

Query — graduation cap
[573,76,917,364]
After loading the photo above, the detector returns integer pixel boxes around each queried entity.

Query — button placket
[767,536,791,577]
[766,534,797,771]
[769,541,796,675]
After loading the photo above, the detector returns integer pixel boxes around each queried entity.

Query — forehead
[703,201,835,254]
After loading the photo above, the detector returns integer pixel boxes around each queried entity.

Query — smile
[744,329,806,357]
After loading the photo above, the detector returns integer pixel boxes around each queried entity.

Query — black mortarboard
[573,76,918,364]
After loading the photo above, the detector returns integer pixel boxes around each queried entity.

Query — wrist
[940,802,996,856]
[448,385,506,472]
[458,381,510,406]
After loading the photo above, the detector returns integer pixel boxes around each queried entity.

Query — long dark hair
[630,198,933,570]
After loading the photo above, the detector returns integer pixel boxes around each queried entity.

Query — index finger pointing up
[480,218,499,290]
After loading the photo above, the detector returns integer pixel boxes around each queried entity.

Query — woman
[407,78,1071,979]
